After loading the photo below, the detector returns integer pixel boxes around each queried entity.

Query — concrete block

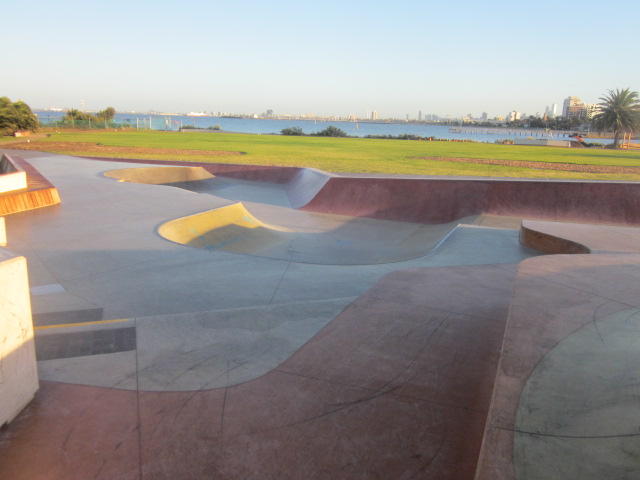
[0,154,28,193]
[0,217,5,247]
[0,249,38,427]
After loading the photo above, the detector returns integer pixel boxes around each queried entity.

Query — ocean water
[34,111,602,143]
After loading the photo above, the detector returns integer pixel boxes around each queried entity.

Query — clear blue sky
[3,0,638,118]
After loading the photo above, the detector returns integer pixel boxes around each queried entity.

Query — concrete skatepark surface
[0,149,639,479]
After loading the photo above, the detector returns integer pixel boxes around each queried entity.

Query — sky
[2,0,639,119]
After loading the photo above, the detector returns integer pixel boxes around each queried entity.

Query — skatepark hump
[110,166,473,265]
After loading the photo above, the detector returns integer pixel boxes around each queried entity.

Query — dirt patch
[4,141,243,157]
[410,156,640,175]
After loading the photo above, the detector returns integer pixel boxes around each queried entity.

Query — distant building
[371,111,378,121]
[561,96,599,120]
[544,104,556,119]
[481,112,488,121]
[418,110,423,121]
[266,109,273,116]
[562,96,586,119]
[507,111,522,122]
[584,103,600,119]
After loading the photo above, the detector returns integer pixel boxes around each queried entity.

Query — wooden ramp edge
[0,155,61,215]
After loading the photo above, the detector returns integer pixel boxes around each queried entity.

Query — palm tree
[592,88,640,148]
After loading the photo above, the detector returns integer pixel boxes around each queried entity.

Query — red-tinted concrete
[0,381,139,480]
[0,264,515,479]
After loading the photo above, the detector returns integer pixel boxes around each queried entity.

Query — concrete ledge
[0,217,5,247]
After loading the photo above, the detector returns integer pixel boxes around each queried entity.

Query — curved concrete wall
[300,176,640,226]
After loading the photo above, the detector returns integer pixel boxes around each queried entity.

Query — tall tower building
[371,111,378,121]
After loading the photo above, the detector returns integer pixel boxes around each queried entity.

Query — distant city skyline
[3,0,638,120]
[29,98,582,123]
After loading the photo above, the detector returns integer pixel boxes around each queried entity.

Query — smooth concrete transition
[1,150,639,479]
[103,165,215,185]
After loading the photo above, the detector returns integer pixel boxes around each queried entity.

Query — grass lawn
[8,130,640,181]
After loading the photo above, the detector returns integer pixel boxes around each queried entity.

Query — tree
[95,107,116,122]
[63,107,116,128]
[0,97,39,135]
[63,109,90,126]
[592,88,640,148]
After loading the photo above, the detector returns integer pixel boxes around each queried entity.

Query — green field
[10,130,640,181]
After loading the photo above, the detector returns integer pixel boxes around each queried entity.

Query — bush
[312,125,347,137]
[281,126,304,136]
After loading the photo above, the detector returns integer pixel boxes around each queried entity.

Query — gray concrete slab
[514,307,640,480]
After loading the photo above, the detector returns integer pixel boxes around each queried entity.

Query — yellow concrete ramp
[158,203,293,254]
[104,166,215,185]
[158,201,475,265]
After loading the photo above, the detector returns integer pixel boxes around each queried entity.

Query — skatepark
[0,149,639,479]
